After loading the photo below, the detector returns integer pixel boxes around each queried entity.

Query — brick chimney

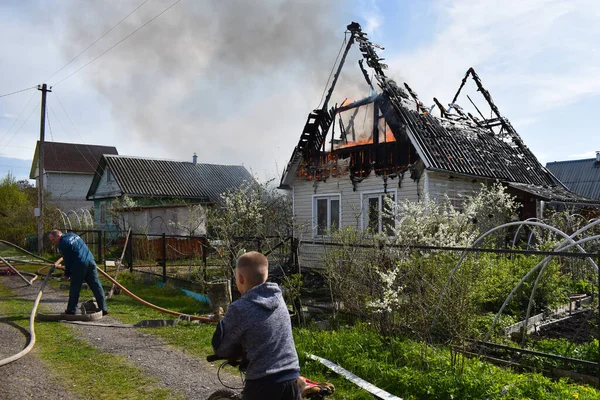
[193,152,198,165]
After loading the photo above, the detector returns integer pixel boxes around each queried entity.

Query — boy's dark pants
[242,378,301,400]
[66,262,107,314]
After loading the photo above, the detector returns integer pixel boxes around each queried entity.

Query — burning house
[279,22,596,263]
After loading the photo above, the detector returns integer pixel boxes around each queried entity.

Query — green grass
[295,323,600,400]
[0,284,183,400]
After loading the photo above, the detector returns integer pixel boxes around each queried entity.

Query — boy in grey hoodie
[212,251,301,400]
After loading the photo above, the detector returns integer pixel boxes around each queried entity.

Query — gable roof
[87,155,254,204]
[29,141,118,178]
[546,158,600,200]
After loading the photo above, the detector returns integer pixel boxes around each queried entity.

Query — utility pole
[37,83,51,254]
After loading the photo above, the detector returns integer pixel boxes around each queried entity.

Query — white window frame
[360,189,397,235]
[312,194,341,237]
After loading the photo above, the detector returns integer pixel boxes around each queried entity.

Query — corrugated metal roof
[90,155,253,204]
[546,158,600,200]
[30,141,118,178]
[507,182,598,204]
[391,103,556,186]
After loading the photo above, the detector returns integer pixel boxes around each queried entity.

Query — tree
[0,173,37,245]
[207,179,292,276]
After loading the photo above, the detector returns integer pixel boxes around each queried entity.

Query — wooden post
[37,83,51,254]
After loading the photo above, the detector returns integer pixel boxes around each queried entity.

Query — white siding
[293,171,422,268]
[45,172,95,211]
[294,172,422,238]
[293,169,494,269]
[426,171,489,202]
[93,167,121,198]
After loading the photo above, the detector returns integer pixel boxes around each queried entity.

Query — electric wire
[318,32,348,109]
[0,86,37,98]
[1,102,40,150]
[53,93,106,178]
[0,90,37,148]
[45,0,150,83]
[52,0,183,86]
[46,107,55,142]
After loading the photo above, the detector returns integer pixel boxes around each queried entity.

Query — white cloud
[358,0,383,35]
[567,151,598,159]
[385,0,600,117]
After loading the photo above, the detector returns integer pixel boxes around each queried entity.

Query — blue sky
[1,0,598,182]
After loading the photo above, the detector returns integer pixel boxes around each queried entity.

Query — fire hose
[0,266,53,367]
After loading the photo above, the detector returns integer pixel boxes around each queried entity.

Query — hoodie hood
[241,282,282,311]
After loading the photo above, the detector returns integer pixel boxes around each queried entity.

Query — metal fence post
[202,236,208,281]
[162,233,167,283]
[597,251,600,389]
[97,230,104,265]
[128,233,133,273]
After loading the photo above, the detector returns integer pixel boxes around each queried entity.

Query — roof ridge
[105,154,245,167]
[547,158,596,164]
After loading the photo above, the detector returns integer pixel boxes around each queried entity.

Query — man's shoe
[64,310,76,315]
[102,310,109,316]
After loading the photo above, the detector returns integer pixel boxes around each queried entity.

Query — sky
[1,0,598,183]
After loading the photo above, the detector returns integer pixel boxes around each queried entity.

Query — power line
[53,0,183,86]
[0,86,37,98]
[45,0,150,83]
[1,102,40,149]
[46,107,55,142]
[0,90,37,147]
[53,94,105,178]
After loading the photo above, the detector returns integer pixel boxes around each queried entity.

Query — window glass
[368,197,379,232]
[314,196,340,236]
[382,193,395,235]
[364,193,396,234]
[317,198,328,236]
[330,199,340,230]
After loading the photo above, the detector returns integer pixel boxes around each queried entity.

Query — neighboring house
[29,141,118,212]
[86,154,254,235]
[279,22,595,265]
[546,153,600,201]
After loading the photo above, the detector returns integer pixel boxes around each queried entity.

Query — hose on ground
[0,256,38,285]
[35,263,218,323]
[0,267,54,367]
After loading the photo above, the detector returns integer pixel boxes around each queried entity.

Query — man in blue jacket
[49,229,108,316]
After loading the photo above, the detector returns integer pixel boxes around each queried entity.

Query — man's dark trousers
[66,261,107,314]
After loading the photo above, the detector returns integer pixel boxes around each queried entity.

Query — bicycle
[206,354,335,400]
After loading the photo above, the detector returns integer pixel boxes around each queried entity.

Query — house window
[106,168,112,183]
[362,192,396,235]
[100,204,106,224]
[313,195,340,236]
